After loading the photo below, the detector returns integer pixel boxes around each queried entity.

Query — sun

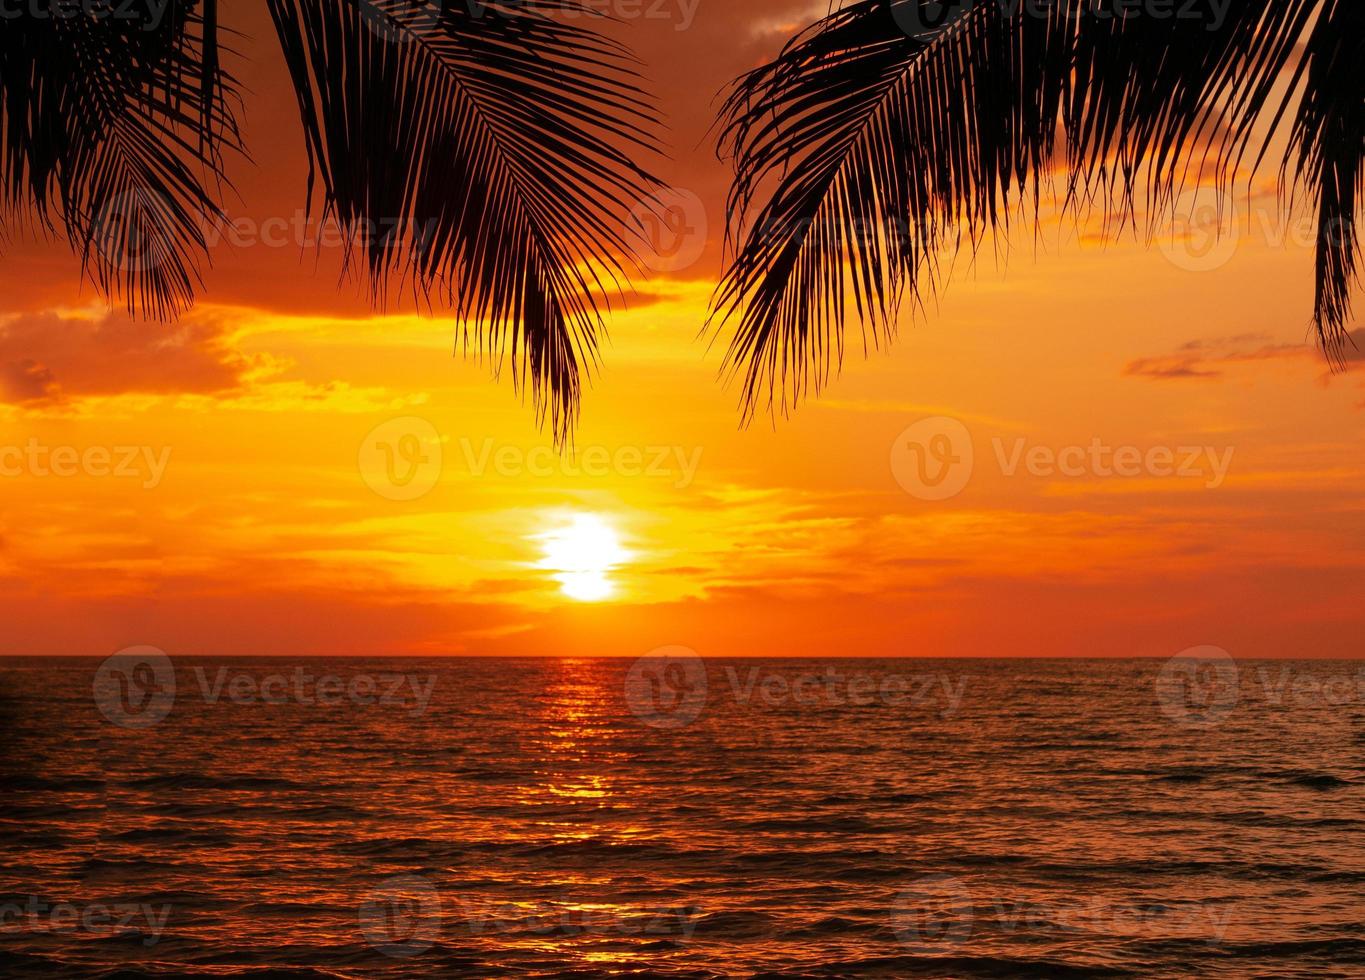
[536,513,629,602]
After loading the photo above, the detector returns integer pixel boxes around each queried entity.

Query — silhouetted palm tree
[711,0,1362,421]
[0,1,660,441]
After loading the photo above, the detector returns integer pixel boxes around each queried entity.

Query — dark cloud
[0,311,260,405]
[0,358,60,402]
[1338,328,1365,363]
[1123,330,1365,381]
[1123,357,1224,381]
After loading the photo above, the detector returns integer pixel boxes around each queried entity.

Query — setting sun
[537,514,629,602]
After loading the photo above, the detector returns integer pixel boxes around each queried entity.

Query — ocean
[2,655,1363,978]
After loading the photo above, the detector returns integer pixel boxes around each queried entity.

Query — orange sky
[1,1,1362,658]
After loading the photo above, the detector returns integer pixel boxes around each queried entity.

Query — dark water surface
[3,656,1364,978]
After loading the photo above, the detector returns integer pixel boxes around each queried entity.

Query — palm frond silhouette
[711,0,1362,422]
[0,1,662,442]
[0,2,233,319]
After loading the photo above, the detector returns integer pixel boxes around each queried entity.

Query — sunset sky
[1,0,1361,658]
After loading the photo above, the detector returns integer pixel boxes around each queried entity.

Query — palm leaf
[712,0,1352,421]
[0,1,238,319]
[266,0,663,443]
[1282,0,1365,361]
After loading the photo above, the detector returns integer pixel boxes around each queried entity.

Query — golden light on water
[536,514,629,602]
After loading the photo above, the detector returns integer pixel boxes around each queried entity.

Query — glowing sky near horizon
[0,1,1361,658]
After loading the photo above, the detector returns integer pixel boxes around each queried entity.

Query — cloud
[747,0,830,39]
[0,310,265,406]
[1340,328,1365,363]
[1123,330,1365,381]
[0,358,60,402]
[1122,353,1226,380]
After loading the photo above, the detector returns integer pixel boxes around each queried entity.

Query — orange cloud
[1123,330,1364,381]
[0,310,262,406]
